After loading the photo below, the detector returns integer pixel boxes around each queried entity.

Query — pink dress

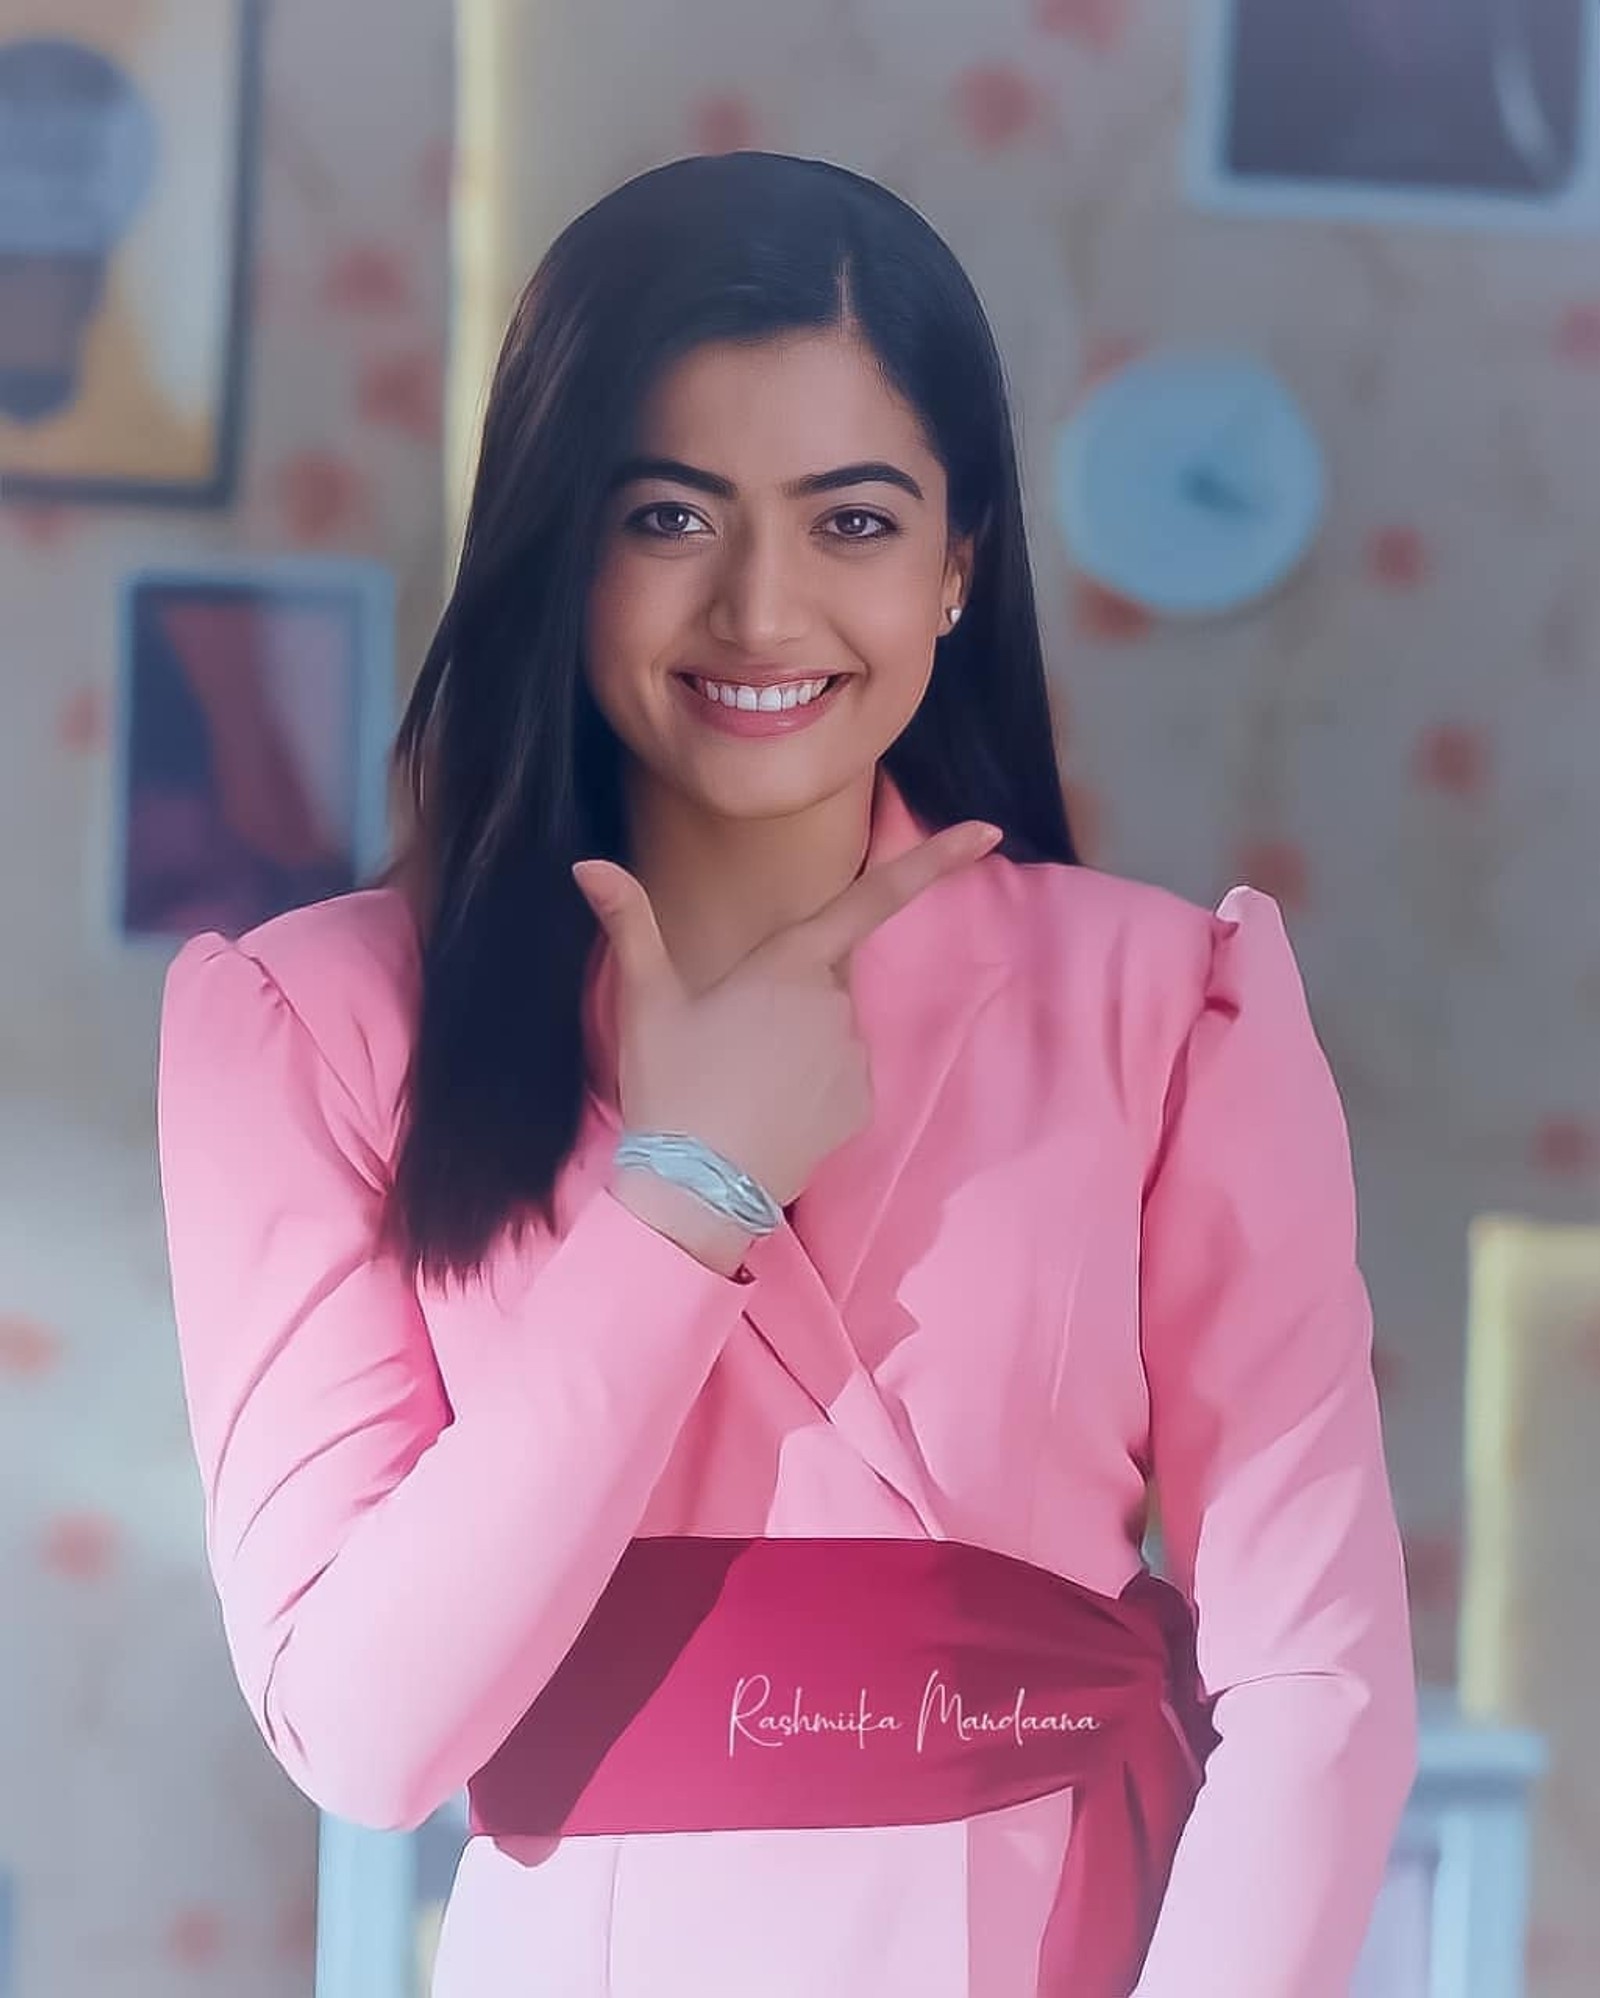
[156,772,1417,1996]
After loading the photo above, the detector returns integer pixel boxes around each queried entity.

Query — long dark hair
[385,151,1078,1287]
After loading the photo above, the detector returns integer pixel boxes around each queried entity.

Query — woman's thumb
[572,860,673,992]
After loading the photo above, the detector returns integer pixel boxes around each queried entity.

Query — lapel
[580,769,1014,1537]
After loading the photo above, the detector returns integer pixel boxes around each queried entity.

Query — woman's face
[585,325,972,827]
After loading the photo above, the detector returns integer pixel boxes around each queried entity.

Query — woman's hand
[572,819,1002,1218]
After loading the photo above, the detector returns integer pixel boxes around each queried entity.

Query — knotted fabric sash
[468,1536,1219,1996]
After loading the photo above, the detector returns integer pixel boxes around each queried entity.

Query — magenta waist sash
[468,1536,1220,1997]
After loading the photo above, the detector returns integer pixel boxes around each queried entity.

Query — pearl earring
[946,604,963,630]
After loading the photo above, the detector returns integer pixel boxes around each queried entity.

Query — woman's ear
[943,531,976,622]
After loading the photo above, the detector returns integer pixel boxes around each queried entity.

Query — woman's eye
[828,510,895,541]
[630,504,707,539]
[625,503,894,542]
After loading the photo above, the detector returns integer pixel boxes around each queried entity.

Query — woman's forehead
[633,328,934,476]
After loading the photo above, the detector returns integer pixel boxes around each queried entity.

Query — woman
[157,153,1417,1996]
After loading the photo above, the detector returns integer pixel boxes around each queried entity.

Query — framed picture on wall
[0,0,260,507]
[1186,0,1600,232]
[109,560,397,946]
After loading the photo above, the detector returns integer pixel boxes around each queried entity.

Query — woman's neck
[623,769,878,994]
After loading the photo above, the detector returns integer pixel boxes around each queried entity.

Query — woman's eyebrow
[793,461,925,502]
[609,456,925,503]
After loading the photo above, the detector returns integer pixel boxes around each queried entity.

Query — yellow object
[1458,1214,1600,1996]
[417,1900,446,1995]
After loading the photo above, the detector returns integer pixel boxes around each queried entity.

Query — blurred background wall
[0,1,452,1990]
[2,0,1597,1992]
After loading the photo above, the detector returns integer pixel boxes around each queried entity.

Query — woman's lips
[672,672,848,738]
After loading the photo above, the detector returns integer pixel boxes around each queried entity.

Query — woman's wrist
[608,1164,755,1278]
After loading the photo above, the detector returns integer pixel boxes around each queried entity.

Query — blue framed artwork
[1186,0,1600,234]
[109,558,397,946]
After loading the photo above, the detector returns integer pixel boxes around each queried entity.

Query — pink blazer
[157,771,1417,1997]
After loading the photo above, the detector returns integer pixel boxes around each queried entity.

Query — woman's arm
[1131,888,1418,1997]
[158,932,755,1832]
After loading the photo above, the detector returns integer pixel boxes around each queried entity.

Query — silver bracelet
[612,1130,784,1237]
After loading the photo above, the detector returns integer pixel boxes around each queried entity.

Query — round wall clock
[1056,350,1327,619]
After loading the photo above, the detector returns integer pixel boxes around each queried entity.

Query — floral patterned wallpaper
[2,0,1597,1992]
[0,1,452,1991]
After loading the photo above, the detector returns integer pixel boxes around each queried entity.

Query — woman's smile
[671,668,851,738]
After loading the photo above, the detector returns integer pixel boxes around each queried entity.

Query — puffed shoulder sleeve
[158,930,755,1831]
[1131,889,1418,1998]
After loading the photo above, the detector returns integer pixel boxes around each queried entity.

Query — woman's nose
[704,526,811,652]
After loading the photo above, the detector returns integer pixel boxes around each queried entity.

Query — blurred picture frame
[110,559,397,947]
[0,0,261,507]
[1185,0,1600,233]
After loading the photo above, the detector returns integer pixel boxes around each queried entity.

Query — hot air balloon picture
[0,1,259,506]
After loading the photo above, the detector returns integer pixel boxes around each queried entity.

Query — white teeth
[692,676,833,711]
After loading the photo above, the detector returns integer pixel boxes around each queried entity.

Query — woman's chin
[633,741,859,827]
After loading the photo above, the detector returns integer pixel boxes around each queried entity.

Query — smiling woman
[585,328,973,829]
[156,150,1416,1998]
[384,151,1073,1268]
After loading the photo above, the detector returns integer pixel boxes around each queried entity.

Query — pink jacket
[157,771,1417,1997]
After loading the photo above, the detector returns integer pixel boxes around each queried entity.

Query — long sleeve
[1130,888,1418,1997]
[157,931,755,1833]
